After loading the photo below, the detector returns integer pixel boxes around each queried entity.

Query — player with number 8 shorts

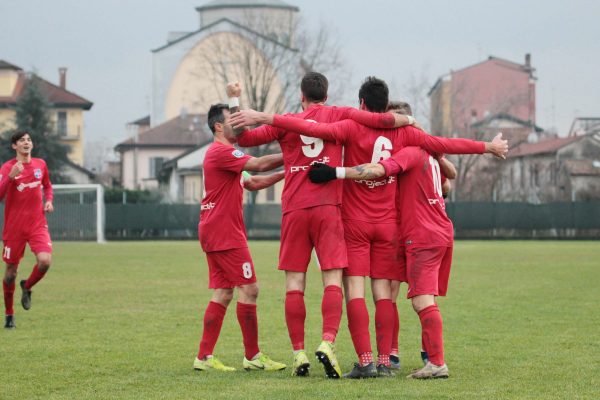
[193,104,287,373]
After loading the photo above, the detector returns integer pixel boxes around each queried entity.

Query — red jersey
[0,158,53,240]
[199,142,252,253]
[380,147,453,247]
[271,115,485,223]
[237,105,369,214]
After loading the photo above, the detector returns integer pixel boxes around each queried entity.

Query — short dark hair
[11,130,30,144]
[358,76,389,112]
[301,72,328,103]
[207,104,229,134]
[387,101,413,116]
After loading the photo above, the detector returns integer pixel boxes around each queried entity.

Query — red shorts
[205,247,257,289]
[405,246,453,298]
[279,205,347,272]
[396,245,408,283]
[2,229,53,264]
[343,220,401,280]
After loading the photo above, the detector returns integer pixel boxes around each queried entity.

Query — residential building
[429,54,536,139]
[496,128,600,203]
[0,60,93,166]
[115,113,211,190]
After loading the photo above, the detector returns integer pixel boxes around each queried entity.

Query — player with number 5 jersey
[193,103,287,373]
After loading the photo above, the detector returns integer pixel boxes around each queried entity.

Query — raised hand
[488,132,509,159]
[226,81,242,98]
[9,161,24,179]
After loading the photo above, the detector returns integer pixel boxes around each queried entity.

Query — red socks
[321,285,342,343]
[418,304,444,366]
[391,302,399,355]
[375,299,394,366]
[347,298,372,361]
[285,290,306,351]
[25,264,46,290]
[197,301,227,359]
[3,280,15,316]
[236,302,260,360]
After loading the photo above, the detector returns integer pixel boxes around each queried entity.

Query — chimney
[59,67,67,89]
[525,53,531,68]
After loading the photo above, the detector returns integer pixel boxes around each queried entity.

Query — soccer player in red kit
[385,101,457,369]
[227,73,414,378]
[0,131,54,329]
[193,104,286,372]
[230,78,507,378]
[304,133,508,379]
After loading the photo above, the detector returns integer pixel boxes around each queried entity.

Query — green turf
[1,241,599,399]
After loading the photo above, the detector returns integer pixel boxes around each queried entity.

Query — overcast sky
[2,0,599,150]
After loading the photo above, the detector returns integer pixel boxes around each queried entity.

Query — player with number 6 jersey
[193,103,287,373]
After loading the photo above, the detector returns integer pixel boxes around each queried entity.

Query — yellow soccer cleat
[243,353,287,371]
[292,350,311,377]
[193,356,236,372]
[315,341,342,379]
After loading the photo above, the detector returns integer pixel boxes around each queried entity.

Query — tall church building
[151,0,300,126]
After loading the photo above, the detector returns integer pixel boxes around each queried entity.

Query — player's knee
[239,284,259,302]
[213,289,234,305]
[4,264,18,283]
[411,295,434,313]
[37,255,51,271]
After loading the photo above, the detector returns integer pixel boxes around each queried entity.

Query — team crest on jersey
[232,149,245,158]
[34,168,42,179]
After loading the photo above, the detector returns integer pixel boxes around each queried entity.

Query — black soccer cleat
[20,280,32,310]
[4,315,15,329]
[342,362,378,379]
[376,364,396,377]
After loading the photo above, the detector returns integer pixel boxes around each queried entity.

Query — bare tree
[188,13,347,226]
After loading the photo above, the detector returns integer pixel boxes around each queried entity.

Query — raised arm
[243,171,285,192]
[342,108,416,129]
[402,127,508,158]
[242,153,284,172]
[230,109,347,143]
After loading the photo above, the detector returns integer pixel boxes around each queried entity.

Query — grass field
[1,241,599,399]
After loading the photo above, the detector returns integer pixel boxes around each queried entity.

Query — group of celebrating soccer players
[193,72,508,379]
[0,71,508,380]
